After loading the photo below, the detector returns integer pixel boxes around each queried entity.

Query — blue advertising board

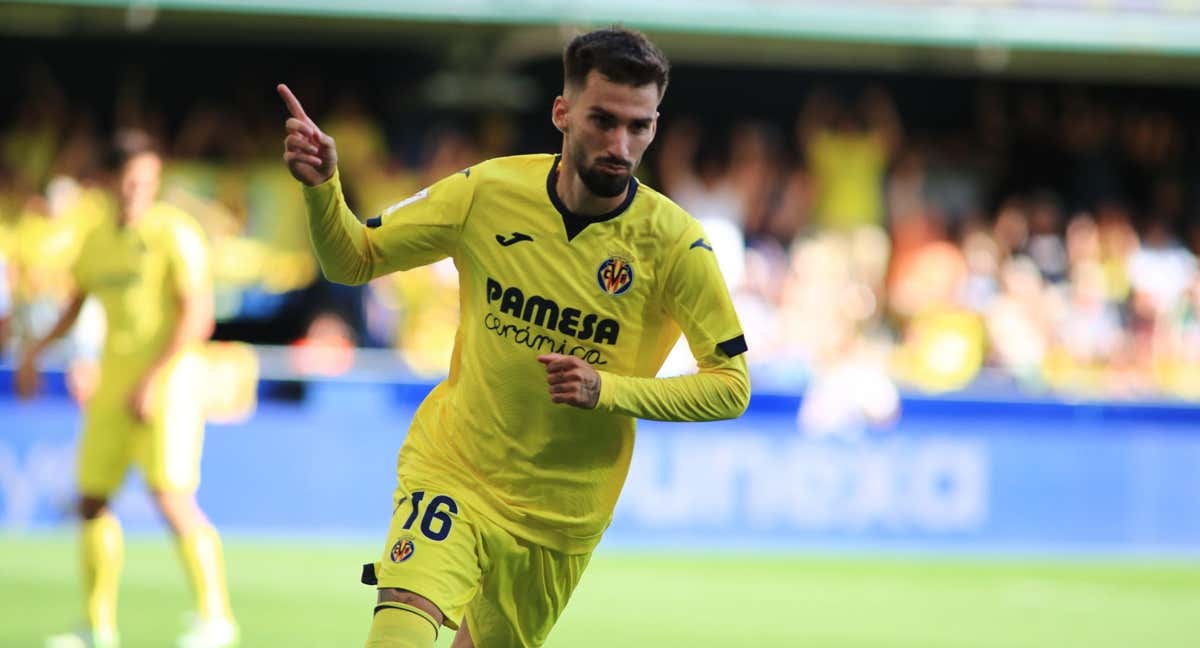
[3,377,1200,554]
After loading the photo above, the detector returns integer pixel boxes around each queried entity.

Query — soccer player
[279,27,750,648]
[17,131,238,648]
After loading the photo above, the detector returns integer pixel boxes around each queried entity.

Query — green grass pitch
[2,534,1198,647]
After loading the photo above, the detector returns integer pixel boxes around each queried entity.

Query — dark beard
[577,164,630,198]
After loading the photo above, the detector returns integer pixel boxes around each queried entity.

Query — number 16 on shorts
[388,489,461,563]
[371,486,484,629]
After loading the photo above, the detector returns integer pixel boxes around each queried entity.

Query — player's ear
[552,95,569,133]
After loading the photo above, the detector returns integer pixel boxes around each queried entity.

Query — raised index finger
[277,83,310,122]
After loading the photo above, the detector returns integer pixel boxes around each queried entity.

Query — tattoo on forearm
[582,375,600,408]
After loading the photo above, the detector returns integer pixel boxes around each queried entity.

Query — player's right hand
[277,83,338,186]
[15,354,40,400]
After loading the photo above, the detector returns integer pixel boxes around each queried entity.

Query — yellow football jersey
[305,154,748,553]
[72,202,210,375]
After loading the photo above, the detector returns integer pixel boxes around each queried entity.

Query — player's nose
[606,128,632,161]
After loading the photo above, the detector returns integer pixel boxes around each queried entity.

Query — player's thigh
[464,530,592,648]
[449,617,474,648]
[76,403,135,498]
[367,481,482,630]
[136,352,206,494]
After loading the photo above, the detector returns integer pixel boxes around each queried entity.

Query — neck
[554,153,628,217]
[119,204,147,228]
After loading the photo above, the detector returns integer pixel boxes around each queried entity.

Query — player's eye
[630,121,651,134]
[591,114,616,130]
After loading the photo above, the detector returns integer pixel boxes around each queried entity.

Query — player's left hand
[129,371,159,423]
[15,353,41,400]
[537,354,600,409]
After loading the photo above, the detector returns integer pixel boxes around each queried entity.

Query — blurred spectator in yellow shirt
[799,86,901,231]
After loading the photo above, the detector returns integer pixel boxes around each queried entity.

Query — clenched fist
[537,354,601,409]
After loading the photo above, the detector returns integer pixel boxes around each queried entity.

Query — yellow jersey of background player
[280,27,749,648]
[17,130,237,648]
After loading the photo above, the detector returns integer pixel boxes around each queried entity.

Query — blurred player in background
[280,27,749,648]
[17,130,237,648]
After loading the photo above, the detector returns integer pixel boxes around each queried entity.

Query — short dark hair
[563,28,670,98]
[107,128,159,172]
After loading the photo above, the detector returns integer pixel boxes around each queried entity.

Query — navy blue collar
[546,154,638,241]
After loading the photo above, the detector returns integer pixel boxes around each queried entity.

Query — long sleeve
[596,216,750,422]
[302,167,474,285]
[596,353,749,421]
[302,168,374,285]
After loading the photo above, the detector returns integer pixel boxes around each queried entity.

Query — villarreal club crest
[597,256,634,296]
[390,535,416,563]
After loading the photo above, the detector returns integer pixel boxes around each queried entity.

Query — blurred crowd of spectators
[4,62,1200,409]
[655,83,1200,418]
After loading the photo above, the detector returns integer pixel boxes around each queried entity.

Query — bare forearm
[596,358,751,422]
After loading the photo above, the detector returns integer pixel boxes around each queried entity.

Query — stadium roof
[7,0,1200,82]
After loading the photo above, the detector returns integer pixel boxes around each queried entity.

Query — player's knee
[449,618,475,648]
[151,491,206,534]
[78,496,109,520]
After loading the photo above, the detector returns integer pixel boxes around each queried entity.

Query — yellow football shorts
[364,478,592,647]
[76,351,206,497]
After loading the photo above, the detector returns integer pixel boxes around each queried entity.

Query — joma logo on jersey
[486,277,619,344]
[597,257,634,296]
